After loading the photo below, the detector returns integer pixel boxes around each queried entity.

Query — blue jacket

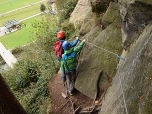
[59,39,78,58]
[59,39,78,47]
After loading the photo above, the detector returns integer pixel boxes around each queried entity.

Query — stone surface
[118,0,152,49]
[69,0,91,28]
[75,14,122,99]
[70,0,152,113]
[99,21,152,114]
[92,0,108,14]
[102,2,120,26]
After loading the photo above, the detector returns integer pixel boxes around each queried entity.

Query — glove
[63,74,66,82]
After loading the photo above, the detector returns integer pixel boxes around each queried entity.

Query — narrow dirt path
[48,69,97,114]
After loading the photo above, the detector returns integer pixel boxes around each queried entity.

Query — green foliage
[3,44,59,113]
[2,14,62,113]
[0,56,5,65]
[4,59,40,90]
[40,4,46,12]
[61,20,75,39]
[2,1,79,113]
[57,0,78,24]
[11,47,24,58]
[0,0,43,14]
[92,0,108,14]
[0,1,48,26]
[76,23,82,30]
[92,14,103,26]
[0,15,45,49]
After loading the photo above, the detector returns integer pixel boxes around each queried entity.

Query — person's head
[62,41,71,50]
[57,31,66,40]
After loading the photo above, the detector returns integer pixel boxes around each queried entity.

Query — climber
[54,31,79,82]
[61,39,86,95]
[54,31,79,62]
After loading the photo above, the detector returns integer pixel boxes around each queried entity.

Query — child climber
[54,31,79,62]
[61,39,86,95]
[54,31,79,82]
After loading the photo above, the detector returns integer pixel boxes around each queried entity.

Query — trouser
[65,69,76,91]
[58,57,62,62]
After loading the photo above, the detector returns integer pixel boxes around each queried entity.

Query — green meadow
[0,0,48,27]
[0,0,44,14]
[0,15,46,49]
[0,0,50,49]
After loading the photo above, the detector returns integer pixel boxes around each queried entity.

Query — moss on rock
[79,11,95,36]
[76,15,122,98]
[102,2,120,26]
[92,0,108,14]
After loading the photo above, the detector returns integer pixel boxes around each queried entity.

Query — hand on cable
[76,37,79,40]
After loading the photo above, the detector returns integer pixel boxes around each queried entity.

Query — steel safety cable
[78,39,125,60]
[116,56,128,114]
[73,3,127,113]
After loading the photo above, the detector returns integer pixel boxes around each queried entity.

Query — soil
[48,69,100,114]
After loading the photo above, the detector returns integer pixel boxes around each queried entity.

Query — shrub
[2,1,80,113]
[11,47,24,58]
[4,59,40,90]
[40,4,46,12]
[58,0,78,24]
[61,20,75,39]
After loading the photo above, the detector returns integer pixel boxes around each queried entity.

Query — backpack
[63,52,77,72]
[54,41,63,58]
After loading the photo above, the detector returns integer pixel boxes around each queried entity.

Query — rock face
[75,2,122,99]
[99,21,152,114]
[92,0,108,14]
[69,0,92,28]
[98,0,152,113]
[102,1,120,26]
[118,0,152,49]
[69,0,152,113]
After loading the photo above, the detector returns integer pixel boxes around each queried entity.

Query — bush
[61,20,75,39]
[4,59,40,90]
[58,0,78,24]
[3,45,59,114]
[11,47,24,58]
[2,1,80,113]
[92,0,108,14]
[0,56,5,65]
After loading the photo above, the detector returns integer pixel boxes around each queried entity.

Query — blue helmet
[62,41,71,50]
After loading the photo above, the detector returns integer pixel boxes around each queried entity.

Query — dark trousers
[65,69,76,91]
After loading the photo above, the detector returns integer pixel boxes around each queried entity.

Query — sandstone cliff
[69,0,152,113]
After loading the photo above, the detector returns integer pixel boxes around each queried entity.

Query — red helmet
[57,31,66,39]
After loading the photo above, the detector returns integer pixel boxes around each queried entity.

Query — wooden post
[0,73,27,114]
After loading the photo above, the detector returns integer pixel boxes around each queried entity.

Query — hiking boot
[69,90,74,96]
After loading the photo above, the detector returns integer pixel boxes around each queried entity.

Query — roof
[47,0,56,4]
[3,19,20,28]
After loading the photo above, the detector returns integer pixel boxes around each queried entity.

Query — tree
[40,4,46,12]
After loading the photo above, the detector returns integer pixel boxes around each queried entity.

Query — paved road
[0,27,8,36]
[0,42,17,68]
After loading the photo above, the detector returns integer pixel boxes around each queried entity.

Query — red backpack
[54,41,63,58]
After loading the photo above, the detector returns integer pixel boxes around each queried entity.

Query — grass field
[0,0,45,14]
[0,14,46,49]
[0,0,48,27]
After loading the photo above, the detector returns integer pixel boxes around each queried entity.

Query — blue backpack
[63,52,77,72]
